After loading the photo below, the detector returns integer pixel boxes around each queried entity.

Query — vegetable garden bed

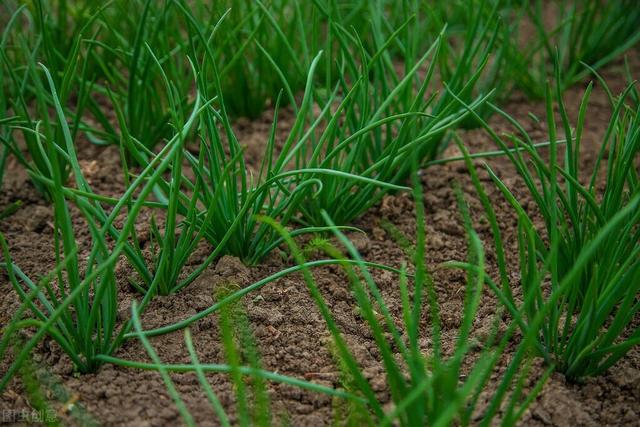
[1,1,639,426]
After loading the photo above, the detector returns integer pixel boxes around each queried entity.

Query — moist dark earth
[1,53,640,426]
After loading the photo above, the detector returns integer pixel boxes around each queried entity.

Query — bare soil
[1,54,639,426]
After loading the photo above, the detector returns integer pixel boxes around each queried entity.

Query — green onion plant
[291,15,495,226]
[0,64,205,383]
[510,0,640,98]
[210,0,315,118]
[430,0,513,126]
[0,72,125,375]
[0,3,114,197]
[35,59,213,297]
[259,169,550,425]
[458,71,640,380]
[108,194,548,426]
[119,5,407,274]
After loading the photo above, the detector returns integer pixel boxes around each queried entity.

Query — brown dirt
[1,53,640,426]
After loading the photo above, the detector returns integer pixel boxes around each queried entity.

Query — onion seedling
[258,169,550,426]
[458,72,640,380]
[292,15,493,226]
[422,0,508,126]
[103,45,213,297]
[29,56,218,298]
[0,93,124,375]
[119,5,407,275]
[92,0,316,149]
[0,64,208,384]
[107,197,546,425]
[106,0,196,151]
[316,0,513,127]
[508,0,640,98]
[0,3,117,197]
[210,0,315,118]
